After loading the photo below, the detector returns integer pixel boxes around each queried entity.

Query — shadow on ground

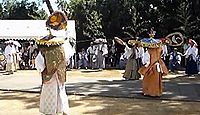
[66,77,200,102]
[70,95,200,115]
[0,91,40,109]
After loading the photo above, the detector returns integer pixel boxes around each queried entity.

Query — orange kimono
[138,47,168,96]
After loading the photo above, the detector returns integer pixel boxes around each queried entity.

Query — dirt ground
[0,70,200,115]
[67,69,123,78]
[0,91,200,115]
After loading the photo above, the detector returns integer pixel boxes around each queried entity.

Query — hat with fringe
[35,36,65,47]
[140,38,162,48]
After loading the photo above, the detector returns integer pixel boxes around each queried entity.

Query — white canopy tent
[0,20,76,40]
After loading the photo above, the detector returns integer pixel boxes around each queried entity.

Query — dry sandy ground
[68,69,200,80]
[0,91,200,115]
[67,69,123,78]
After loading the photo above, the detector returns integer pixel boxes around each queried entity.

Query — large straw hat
[35,36,65,47]
[140,38,162,48]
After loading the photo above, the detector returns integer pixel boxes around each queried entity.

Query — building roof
[0,20,76,40]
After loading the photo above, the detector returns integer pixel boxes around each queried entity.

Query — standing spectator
[136,42,144,68]
[12,42,17,72]
[161,41,169,66]
[31,49,39,69]
[184,39,198,76]
[108,40,116,67]
[86,42,96,69]
[183,39,191,67]
[183,39,191,53]
[18,48,24,69]
[4,42,14,75]
[119,52,127,69]
[12,41,21,71]
[27,42,37,68]
[114,37,128,69]
[141,47,150,68]
[101,39,108,69]
[95,38,108,70]
[168,48,182,72]
[78,48,88,69]
[196,50,200,73]
[23,47,29,69]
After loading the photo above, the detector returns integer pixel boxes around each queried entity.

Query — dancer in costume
[115,37,140,80]
[123,40,141,80]
[35,11,69,115]
[138,29,168,96]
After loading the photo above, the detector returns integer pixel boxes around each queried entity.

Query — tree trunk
[44,0,54,14]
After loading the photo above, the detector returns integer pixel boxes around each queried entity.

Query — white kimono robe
[184,46,198,61]
[123,44,132,59]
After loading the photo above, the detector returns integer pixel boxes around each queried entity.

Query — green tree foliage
[63,0,104,46]
[84,10,104,39]
[56,0,200,48]
[97,0,124,38]
[0,0,47,20]
[122,0,148,39]
[190,0,200,41]
[44,0,54,14]
[56,0,68,11]
[175,0,195,37]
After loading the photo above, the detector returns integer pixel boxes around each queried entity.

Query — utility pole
[44,0,54,14]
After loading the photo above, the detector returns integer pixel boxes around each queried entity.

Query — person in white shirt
[142,47,150,67]
[86,42,96,69]
[78,48,88,69]
[28,42,37,67]
[168,48,182,72]
[95,39,108,70]
[136,43,144,68]
[119,52,127,69]
[12,43,18,72]
[161,43,168,65]
[184,39,198,75]
[183,39,191,66]
[4,42,14,75]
